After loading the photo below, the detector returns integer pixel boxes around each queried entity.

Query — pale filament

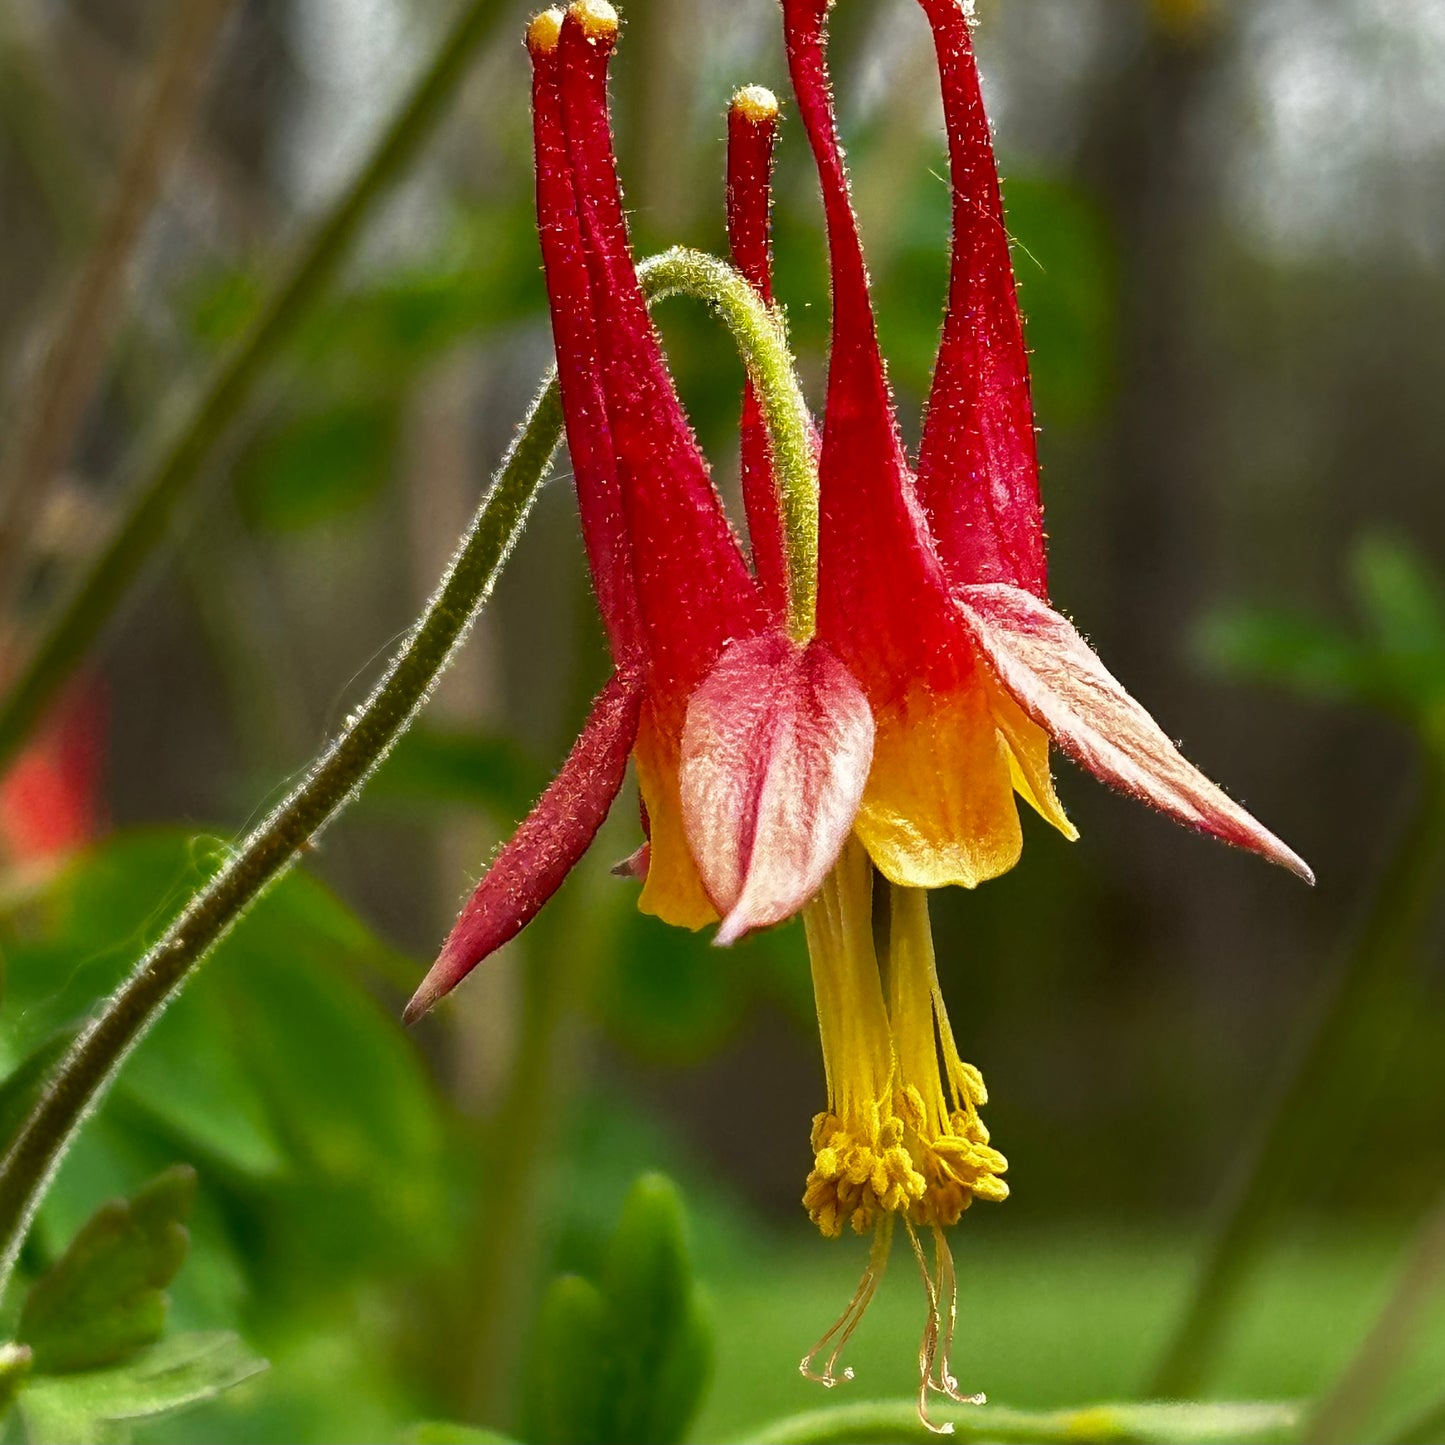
[906,1220,986,1434]
[800,1216,894,1386]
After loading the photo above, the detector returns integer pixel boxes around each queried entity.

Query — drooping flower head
[405,0,1310,1425]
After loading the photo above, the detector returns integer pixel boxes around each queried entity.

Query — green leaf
[114,994,285,1179]
[1352,534,1445,661]
[19,1167,195,1375]
[2,830,442,1236]
[16,1331,266,1445]
[744,1398,1301,1445]
[601,1174,704,1444]
[523,1275,618,1445]
[522,1174,712,1445]
[1351,533,1445,712]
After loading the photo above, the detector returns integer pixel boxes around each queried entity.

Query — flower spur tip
[712,915,745,948]
[610,841,649,879]
[526,7,564,53]
[731,85,779,124]
[401,981,439,1028]
[567,0,619,42]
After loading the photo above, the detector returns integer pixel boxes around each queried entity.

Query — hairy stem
[642,246,818,639]
[0,243,814,1296]
[0,374,563,1293]
[0,0,508,777]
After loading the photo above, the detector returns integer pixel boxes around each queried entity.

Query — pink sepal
[405,669,645,1023]
[679,631,874,945]
[956,584,1314,882]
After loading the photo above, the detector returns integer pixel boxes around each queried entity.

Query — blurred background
[2,0,1444,1439]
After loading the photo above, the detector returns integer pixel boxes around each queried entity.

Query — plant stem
[1147,754,1445,1397]
[1304,1181,1445,1444]
[0,241,813,1298]
[0,374,563,1294]
[0,0,508,777]
[0,0,239,608]
[641,246,818,639]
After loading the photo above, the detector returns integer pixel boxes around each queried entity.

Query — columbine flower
[405,0,1310,1425]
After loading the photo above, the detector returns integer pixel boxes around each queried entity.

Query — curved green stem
[641,246,818,640]
[0,373,563,1294]
[0,0,508,777]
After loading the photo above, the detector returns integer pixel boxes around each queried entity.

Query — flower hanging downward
[404,0,1311,1428]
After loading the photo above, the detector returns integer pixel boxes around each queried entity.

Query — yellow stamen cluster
[801,840,1007,1240]
[899,1079,1008,1230]
[805,1107,923,1239]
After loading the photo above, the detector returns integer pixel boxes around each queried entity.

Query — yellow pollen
[525,7,564,54]
[731,85,779,125]
[568,0,619,42]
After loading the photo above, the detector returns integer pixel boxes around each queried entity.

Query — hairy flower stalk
[407,0,1312,1427]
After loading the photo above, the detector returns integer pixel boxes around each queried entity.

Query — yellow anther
[568,0,619,42]
[731,85,779,125]
[525,8,564,53]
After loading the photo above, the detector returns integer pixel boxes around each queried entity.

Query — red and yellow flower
[405,0,1310,1420]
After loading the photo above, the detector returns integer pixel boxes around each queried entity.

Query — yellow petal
[633,712,718,929]
[988,680,1079,842]
[855,682,1022,889]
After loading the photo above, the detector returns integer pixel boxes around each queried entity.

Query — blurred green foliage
[521,1175,711,1445]
[1201,534,1445,733]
